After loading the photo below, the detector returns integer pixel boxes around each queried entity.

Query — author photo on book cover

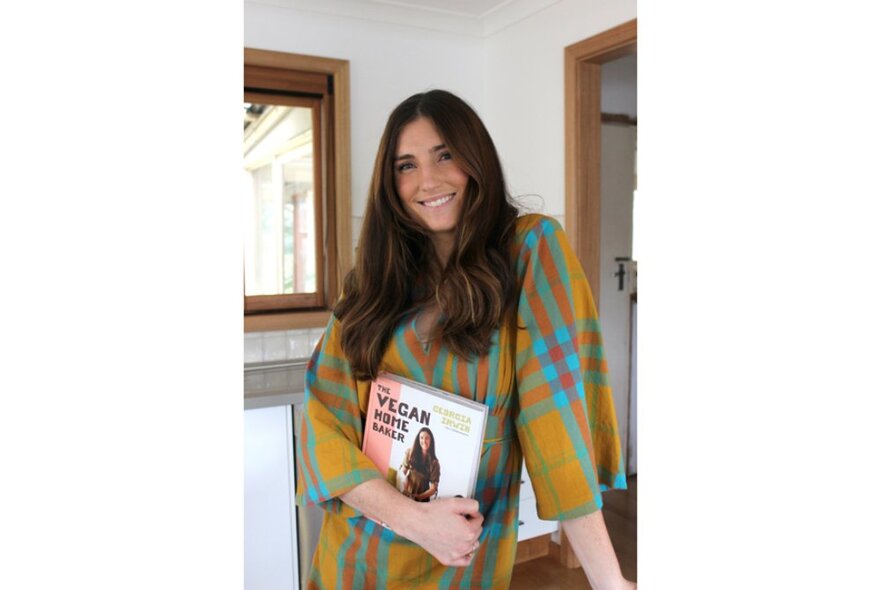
[296,89,636,589]
[399,427,441,502]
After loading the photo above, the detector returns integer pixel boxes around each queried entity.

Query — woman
[399,427,441,502]
[296,89,635,589]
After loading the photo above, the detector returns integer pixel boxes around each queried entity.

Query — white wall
[602,54,637,119]
[483,0,636,219]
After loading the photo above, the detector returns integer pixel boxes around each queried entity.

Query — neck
[431,232,454,267]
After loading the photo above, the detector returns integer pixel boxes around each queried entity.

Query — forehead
[396,117,444,154]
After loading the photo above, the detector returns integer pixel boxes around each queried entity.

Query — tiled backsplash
[244,328,325,364]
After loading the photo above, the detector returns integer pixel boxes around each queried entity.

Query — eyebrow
[394,144,447,161]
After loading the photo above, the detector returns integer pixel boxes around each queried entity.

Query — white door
[599,122,637,475]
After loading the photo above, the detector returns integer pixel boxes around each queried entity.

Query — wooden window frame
[243,93,325,312]
[243,48,351,332]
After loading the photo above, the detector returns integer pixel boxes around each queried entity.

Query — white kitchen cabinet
[244,405,299,590]
[516,461,558,541]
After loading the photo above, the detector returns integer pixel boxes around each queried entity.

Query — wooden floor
[510,475,637,589]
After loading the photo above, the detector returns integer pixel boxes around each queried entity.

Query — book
[361,372,489,502]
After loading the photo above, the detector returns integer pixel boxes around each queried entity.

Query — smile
[419,193,455,208]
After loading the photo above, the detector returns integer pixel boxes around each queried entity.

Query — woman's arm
[400,448,411,476]
[340,478,483,567]
[560,510,636,590]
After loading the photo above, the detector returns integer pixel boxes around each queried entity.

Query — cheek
[395,175,415,203]
[448,164,469,186]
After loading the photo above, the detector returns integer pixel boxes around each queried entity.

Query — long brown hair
[334,90,519,380]
[408,427,437,471]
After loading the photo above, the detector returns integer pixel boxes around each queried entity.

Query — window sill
[244,310,332,333]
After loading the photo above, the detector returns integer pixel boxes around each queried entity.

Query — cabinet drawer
[519,461,535,501]
[516,496,558,541]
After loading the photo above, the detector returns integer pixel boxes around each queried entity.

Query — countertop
[243,360,308,410]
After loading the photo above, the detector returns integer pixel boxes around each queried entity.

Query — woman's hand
[403,497,483,567]
[340,479,483,567]
[412,482,438,501]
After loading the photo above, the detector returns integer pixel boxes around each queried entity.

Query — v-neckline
[411,305,442,354]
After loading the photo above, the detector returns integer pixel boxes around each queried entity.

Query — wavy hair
[334,90,519,380]
[408,427,437,470]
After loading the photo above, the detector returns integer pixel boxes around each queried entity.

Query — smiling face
[394,117,469,258]
[418,430,432,453]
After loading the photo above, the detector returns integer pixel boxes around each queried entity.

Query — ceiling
[251,0,562,37]
[354,0,523,19]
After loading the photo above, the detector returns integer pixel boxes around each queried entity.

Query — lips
[418,193,455,208]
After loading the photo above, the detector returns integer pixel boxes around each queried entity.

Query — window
[243,49,351,331]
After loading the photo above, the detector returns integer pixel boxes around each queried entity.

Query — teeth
[422,194,453,208]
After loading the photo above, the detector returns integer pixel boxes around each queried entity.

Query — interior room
[242,1,638,588]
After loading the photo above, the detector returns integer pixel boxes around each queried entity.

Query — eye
[396,161,414,173]
[438,151,453,162]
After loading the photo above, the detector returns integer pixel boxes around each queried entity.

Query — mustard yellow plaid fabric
[296,214,626,589]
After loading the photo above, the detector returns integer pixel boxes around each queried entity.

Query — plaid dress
[295,214,626,589]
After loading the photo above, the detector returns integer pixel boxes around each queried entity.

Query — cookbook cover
[362,372,488,501]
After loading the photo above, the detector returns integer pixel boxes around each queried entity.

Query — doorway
[564,18,637,475]
[598,54,637,475]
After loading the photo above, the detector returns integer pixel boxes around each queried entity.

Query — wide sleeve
[513,216,627,521]
[294,316,383,518]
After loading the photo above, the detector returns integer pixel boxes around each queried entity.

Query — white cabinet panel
[244,405,298,590]
[519,462,535,501]
[517,460,558,541]
[517,492,558,541]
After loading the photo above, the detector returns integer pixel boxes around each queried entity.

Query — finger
[462,512,483,530]
[454,498,480,515]
[451,540,479,563]
[465,501,481,516]
[446,551,474,568]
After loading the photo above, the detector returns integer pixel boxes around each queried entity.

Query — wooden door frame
[564,18,637,309]
[555,19,637,570]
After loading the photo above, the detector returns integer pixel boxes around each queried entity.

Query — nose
[419,162,440,192]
